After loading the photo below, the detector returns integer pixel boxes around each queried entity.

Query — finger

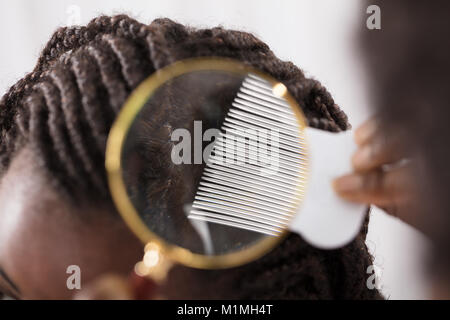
[334,163,427,234]
[354,117,379,146]
[333,164,413,208]
[352,131,406,172]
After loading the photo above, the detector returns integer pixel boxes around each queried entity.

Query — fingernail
[352,145,371,170]
[333,175,363,193]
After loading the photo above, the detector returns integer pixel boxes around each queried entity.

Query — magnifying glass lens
[121,69,275,255]
[110,60,308,268]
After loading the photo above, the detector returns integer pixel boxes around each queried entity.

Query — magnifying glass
[105,58,365,282]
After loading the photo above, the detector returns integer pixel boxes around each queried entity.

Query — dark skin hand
[334,117,450,299]
[333,117,426,235]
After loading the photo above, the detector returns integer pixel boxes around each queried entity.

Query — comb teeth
[188,74,307,237]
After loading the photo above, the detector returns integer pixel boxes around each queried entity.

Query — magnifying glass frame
[105,57,308,270]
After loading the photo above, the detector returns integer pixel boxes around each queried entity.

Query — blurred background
[0,0,431,299]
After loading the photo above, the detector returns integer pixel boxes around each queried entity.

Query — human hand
[333,117,425,234]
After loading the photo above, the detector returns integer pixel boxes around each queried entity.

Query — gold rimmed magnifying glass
[105,57,309,282]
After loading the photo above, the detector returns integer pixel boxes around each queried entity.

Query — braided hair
[0,15,380,299]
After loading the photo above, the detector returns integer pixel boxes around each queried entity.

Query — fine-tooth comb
[188,74,308,237]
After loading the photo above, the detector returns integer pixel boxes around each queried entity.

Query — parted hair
[0,15,381,299]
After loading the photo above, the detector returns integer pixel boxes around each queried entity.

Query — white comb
[188,74,366,249]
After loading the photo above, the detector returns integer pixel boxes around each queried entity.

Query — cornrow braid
[0,15,379,300]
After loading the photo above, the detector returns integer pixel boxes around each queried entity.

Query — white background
[0,0,431,299]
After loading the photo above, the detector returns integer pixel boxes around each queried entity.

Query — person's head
[361,0,450,296]
[0,15,380,299]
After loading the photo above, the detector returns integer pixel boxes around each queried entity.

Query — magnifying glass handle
[131,242,174,298]
[129,271,159,300]
[290,127,367,249]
